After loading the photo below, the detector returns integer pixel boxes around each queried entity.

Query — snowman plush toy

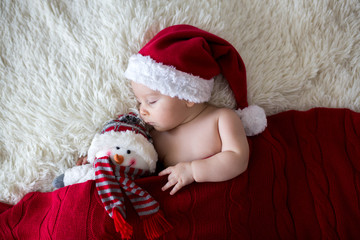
[53,112,172,239]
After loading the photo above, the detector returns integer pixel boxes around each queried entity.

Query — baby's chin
[151,124,171,132]
[152,125,165,132]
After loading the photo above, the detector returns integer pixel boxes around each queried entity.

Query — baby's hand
[158,162,194,195]
[76,156,89,166]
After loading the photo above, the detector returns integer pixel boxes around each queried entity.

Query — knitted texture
[94,156,172,239]
[100,112,152,142]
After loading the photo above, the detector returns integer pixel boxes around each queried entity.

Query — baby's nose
[114,154,124,164]
[140,106,149,116]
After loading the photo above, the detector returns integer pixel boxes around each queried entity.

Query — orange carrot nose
[114,154,124,164]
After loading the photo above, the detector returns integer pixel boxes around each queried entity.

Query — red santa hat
[124,24,266,136]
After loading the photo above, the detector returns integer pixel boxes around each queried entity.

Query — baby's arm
[190,109,249,181]
[159,109,249,195]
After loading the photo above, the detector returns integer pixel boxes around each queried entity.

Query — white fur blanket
[1,0,359,204]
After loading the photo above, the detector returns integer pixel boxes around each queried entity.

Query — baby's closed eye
[147,99,158,105]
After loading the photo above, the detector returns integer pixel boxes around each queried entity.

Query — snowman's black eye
[127,150,131,154]
[116,147,120,150]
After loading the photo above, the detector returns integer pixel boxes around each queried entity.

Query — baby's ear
[185,101,195,107]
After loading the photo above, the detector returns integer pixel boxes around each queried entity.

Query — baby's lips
[114,154,124,164]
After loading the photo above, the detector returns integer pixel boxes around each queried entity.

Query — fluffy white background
[1,0,359,204]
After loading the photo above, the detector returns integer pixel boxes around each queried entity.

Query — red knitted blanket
[1,108,360,239]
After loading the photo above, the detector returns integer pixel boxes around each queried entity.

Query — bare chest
[155,118,222,167]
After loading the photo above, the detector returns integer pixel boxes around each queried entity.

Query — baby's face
[131,81,192,132]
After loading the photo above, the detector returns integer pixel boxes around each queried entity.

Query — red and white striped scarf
[94,156,172,239]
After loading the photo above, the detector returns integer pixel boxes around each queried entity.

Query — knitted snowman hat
[124,24,267,136]
[87,112,158,173]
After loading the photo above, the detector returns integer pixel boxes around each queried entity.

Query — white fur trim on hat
[236,105,267,136]
[124,54,214,103]
[87,130,158,173]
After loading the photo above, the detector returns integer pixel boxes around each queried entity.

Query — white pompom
[235,105,267,136]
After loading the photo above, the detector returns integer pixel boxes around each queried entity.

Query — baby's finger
[161,178,177,192]
[170,182,182,195]
[158,167,172,176]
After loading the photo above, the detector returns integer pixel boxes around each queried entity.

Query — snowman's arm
[63,164,95,186]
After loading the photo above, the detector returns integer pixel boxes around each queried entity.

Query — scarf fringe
[113,209,133,239]
[96,158,172,239]
[143,210,173,239]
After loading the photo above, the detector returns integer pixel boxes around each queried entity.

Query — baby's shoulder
[207,106,238,119]
[210,107,244,129]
